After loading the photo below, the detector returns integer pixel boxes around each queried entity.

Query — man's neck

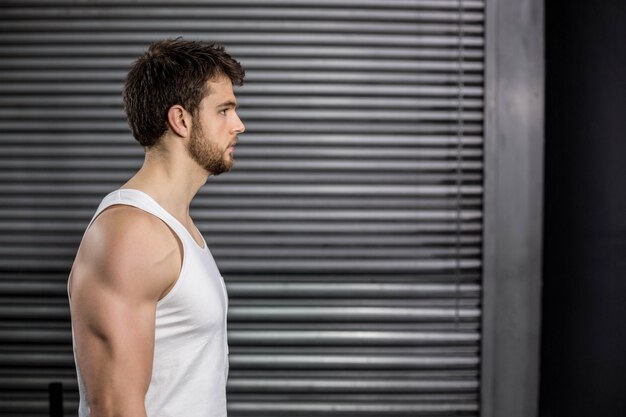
[121,150,209,224]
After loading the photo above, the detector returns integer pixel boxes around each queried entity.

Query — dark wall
[541,1,626,416]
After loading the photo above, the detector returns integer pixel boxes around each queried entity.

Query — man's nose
[234,112,245,134]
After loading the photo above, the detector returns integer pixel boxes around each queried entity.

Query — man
[67,39,245,417]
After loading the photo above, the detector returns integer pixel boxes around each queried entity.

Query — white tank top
[70,188,229,417]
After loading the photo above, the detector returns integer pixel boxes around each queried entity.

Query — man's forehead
[202,77,236,104]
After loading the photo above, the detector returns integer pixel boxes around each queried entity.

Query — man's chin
[206,161,234,176]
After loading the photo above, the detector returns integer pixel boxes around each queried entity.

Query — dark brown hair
[122,38,245,147]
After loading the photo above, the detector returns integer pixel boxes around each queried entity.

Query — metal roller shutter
[0,1,484,415]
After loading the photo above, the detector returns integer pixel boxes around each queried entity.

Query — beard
[186,120,233,176]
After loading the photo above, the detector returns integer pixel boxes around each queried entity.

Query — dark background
[541,0,626,416]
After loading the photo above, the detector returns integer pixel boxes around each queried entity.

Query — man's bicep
[71,266,157,407]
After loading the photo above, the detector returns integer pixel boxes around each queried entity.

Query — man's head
[122,38,245,148]
[185,76,243,175]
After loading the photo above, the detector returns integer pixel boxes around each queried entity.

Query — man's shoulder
[93,204,172,236]
[74,204,182,299]
[90,204,178,247]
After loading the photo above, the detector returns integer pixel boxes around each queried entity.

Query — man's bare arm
[69,206,181,417]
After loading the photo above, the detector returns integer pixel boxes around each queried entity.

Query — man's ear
[167,105,192,138]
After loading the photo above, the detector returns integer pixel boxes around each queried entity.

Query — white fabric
[70,188,229,417]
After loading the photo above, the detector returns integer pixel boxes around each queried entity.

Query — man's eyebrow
[216,100,238,109]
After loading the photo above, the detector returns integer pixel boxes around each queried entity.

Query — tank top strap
[87,189,201,251]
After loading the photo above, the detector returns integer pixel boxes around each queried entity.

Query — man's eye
[219,109,227,115]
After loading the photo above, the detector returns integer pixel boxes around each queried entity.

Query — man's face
[186,76,245,175]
